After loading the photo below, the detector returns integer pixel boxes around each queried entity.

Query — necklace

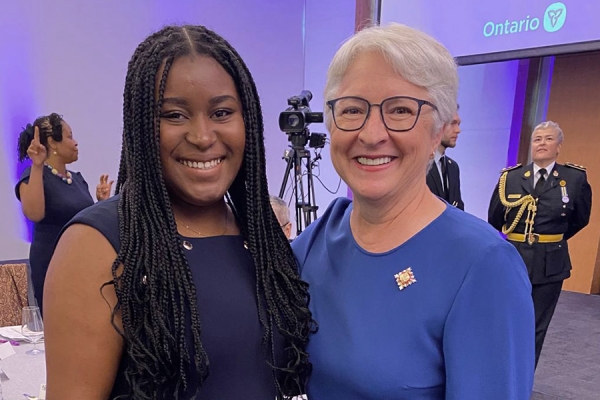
[176,208,229,237]
[45,163,72,184]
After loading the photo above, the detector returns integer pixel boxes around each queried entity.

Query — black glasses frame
[326,95,438,132]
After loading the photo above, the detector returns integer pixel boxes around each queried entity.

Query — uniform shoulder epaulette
[565,162,586,171]
[500,163,522,173]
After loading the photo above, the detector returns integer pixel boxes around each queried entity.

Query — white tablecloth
[0,344,308,400]
[0,342,46,399]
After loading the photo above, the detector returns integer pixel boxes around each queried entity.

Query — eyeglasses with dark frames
[326,96,438,132]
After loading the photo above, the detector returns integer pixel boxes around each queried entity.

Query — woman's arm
[19,126,47,222]
[19,164,45,222]
[443,241,535,400]
[44,223,124,400]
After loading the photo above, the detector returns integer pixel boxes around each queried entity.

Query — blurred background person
[293,23,534,399]
[426,106,464,210]
[43,25,313,399]
[488,121,592,368]
[15,113,113,312]
[270,195,292,239]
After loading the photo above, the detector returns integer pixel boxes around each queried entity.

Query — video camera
[279,90,326,149]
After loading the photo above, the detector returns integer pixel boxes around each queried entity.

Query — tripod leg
[304,153,318,224]
[292,148,319,232]
[278,142,320,235]
[293,150,305,234]
[278,150,295,199]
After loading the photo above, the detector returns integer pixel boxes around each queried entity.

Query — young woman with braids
[43,25,313,399]
[15,114,113,313]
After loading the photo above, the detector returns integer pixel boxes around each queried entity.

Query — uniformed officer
[488,121,592,368]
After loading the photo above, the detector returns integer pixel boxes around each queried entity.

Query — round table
[0,342,46,399]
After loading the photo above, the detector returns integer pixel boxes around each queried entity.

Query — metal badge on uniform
[508,194,522,199]
[394,267,416,291]
[560,182,569,203]
[524,170,531,177]
[553,170,559,177]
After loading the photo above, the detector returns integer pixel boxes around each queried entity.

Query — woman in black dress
[15,114,113,312]
[43,25,314,399]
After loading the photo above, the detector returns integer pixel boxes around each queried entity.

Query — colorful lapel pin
[394,267,416,290]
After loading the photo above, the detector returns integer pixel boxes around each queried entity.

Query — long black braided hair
[112,25,314,399]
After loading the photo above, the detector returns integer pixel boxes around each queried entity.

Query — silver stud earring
[53,151,57,155]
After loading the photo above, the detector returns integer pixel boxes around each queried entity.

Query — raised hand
[27,126,47,166]
[96,174,114,201]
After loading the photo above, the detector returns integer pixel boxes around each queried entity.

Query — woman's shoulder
[72,194,118,220]
[65,194,121,252]
[68,170,89,185]
[14,166,33,200]
[315,196,352,227]
[293,197,351,240]
[440,206,505,245]
[434,207,527,277]
[292,197,352,264]
[70,170,84,179]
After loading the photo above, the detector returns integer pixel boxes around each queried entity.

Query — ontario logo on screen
[544,2,567,32]
[483,2,567,37]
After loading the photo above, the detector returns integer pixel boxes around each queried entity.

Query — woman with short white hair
[293,23,535,399]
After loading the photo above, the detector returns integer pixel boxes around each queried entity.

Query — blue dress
[15,165,94,312]
[293,197,535,400]
[66,195,280,399]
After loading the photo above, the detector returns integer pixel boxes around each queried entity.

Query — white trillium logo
[544,2,567,32]
[483,2,567,37]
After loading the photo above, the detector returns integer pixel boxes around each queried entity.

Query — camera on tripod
[279,90,326,149]
[278,90,327,235]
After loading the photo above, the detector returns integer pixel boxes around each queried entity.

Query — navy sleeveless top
[66,195,280,399]
[15,165,94,312]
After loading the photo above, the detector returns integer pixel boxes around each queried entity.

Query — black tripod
[278,132,318,235]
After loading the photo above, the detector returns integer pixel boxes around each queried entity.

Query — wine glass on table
[21,306,44,355]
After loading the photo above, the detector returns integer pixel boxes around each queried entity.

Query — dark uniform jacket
[488,162,592,284]
[426,155,465,210]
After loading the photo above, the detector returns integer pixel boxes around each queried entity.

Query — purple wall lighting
[0,1,39,243]
[506,59,531,168]
[0,0,313,258]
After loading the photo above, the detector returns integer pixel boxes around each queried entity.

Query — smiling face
[328,51,440,203]
[531,127,561,166]
[158,55,245,208]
